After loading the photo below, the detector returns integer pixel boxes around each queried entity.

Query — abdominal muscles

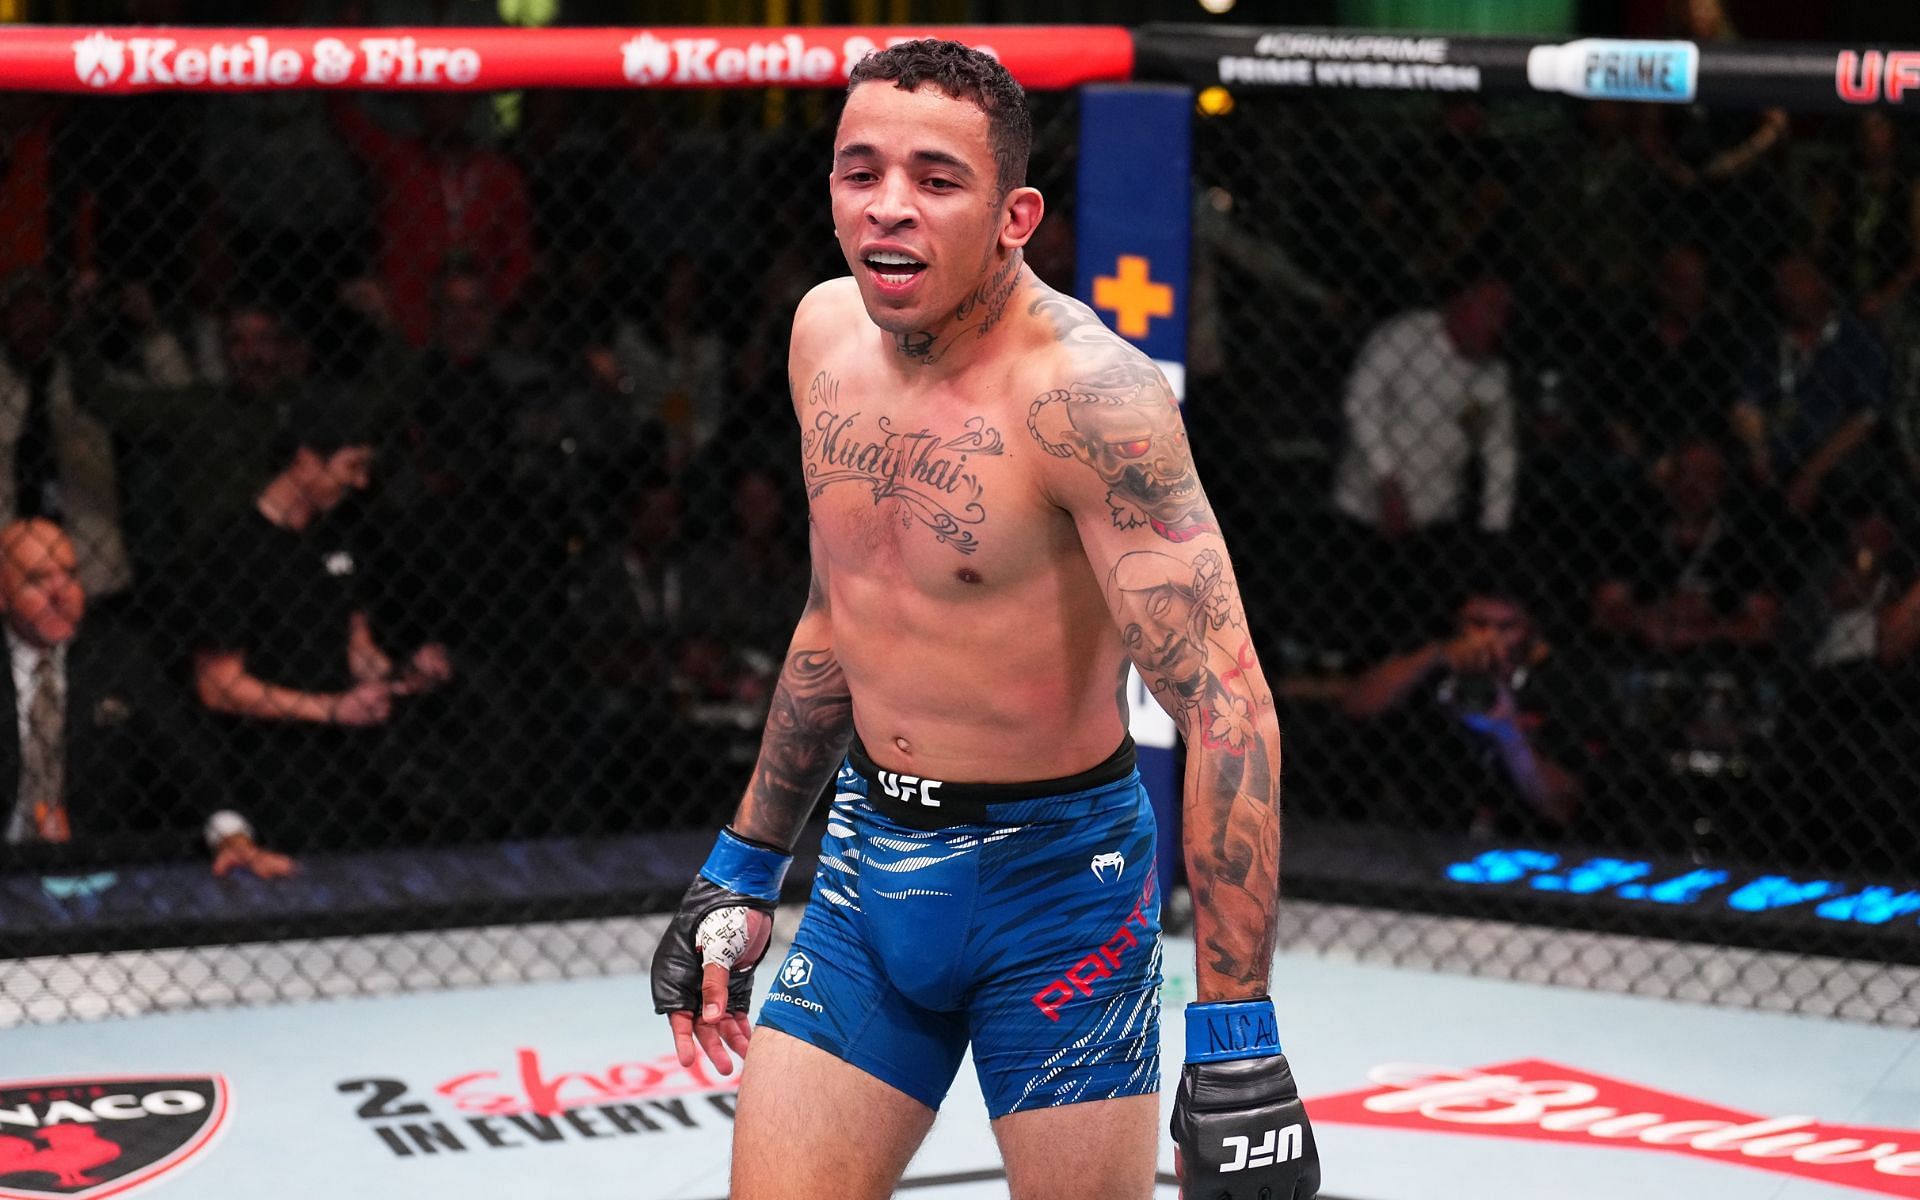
[831,571,1131,783]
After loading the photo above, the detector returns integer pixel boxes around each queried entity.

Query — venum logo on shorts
[1089,852,1126,883]
[777,953,813,989]
[0,1076,228,1200]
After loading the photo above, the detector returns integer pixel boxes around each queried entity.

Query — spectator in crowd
[1591,438,1783,653]
[190,403,458,852]
[0,97,68,284]
[1342,583,1588,837]
[202,90,367,336]
[1329,272,1518,644]
[1732,249,1889,518]
[83,278,197,391]
[384,266,545,509]
[613,253,729,473]
[572,472,688,693]
[83,295,303,536]
[53,86,209,311]
[0,270,135,602]
[1508,242,1738,626]
[601,102,738,270]
[329,92,534,347]
[682,460,809,669]
[371,266,553,654]
[80,295,369,620]
[1600,243,1743,467]
[563,471,702,829]
[1785,505,1918,670]
[1189,184,1344,395]
[1773,504,1920,872]
[1398,98,1525,293]
[1542,102,1652,300]
[1810,111,1920,332]
[1640,0,1794,292]
[0,518,290,877]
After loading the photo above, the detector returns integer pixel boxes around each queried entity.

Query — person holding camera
[1341,584,1588,837]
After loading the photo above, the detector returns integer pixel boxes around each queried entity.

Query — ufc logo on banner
[876,770,943,807]
[1221,1124,1305,1173]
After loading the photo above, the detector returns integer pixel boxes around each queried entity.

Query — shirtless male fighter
[652,39,1319,1200]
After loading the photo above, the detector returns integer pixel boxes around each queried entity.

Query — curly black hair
[846,38,1031,195]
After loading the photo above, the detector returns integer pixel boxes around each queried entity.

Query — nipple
[956,568,983,585]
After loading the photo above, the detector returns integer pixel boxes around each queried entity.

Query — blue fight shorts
[757,736,1162,1118]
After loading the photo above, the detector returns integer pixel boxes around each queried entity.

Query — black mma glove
[1171,998,1321,1200]
[650,827,789,1019]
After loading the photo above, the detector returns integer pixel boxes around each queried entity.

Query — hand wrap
[649,828,789,1016]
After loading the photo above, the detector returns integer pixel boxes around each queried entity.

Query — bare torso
[793,271,1131,782]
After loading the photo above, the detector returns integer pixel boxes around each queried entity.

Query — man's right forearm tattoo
[737,582,853,847]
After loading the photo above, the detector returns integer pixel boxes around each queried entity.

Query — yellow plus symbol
[1093,255,1174,340]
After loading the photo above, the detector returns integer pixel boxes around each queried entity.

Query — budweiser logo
[1312,1059,1920,1197]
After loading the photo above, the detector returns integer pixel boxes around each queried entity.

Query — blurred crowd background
[0,0,1917,896]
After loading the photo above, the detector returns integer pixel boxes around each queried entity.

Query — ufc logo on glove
[1221,1124,1306,1172]
[1173,999,1321,1197]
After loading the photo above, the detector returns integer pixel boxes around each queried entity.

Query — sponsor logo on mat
[0,1076,228,1200]
[1313,1059,1920,1197]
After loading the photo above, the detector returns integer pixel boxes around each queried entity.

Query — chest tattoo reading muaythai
[801,371,1005,554]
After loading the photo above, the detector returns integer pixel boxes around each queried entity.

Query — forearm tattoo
[737,580,853,847]
[1108,547,1281,992]
[1028,306,1282,995]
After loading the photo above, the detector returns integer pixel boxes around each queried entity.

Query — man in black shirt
[192,404,453,852]
[1591,438,1783,654]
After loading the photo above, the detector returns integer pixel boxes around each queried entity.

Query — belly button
[893,736,912,754]
[956,568,983,585]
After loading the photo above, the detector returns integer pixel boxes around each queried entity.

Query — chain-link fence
[5,27,1920,1027]
[1192,86,1920,1017]
[0,76,1084,1021]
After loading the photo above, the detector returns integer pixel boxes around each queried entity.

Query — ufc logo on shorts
[876,770,943,807]
[1220,1125,1304,1173]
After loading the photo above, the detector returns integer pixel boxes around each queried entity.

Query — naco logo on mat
[1312,1059,1920,1197]
[0,1076,228,1200]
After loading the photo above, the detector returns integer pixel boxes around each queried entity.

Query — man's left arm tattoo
[1107,547,1281,998]
[1029,340,1283,999]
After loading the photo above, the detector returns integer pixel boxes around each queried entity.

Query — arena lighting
[1196,84,1234,115]
[1198,0,1237,13]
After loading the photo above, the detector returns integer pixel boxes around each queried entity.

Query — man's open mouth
[864,250,927,285]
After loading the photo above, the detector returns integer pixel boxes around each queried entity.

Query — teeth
[868,251,923,266]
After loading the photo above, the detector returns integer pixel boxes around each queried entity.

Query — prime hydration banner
[1132,24,1920,112]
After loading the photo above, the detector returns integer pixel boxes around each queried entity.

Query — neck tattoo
[891,252,1024,367]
